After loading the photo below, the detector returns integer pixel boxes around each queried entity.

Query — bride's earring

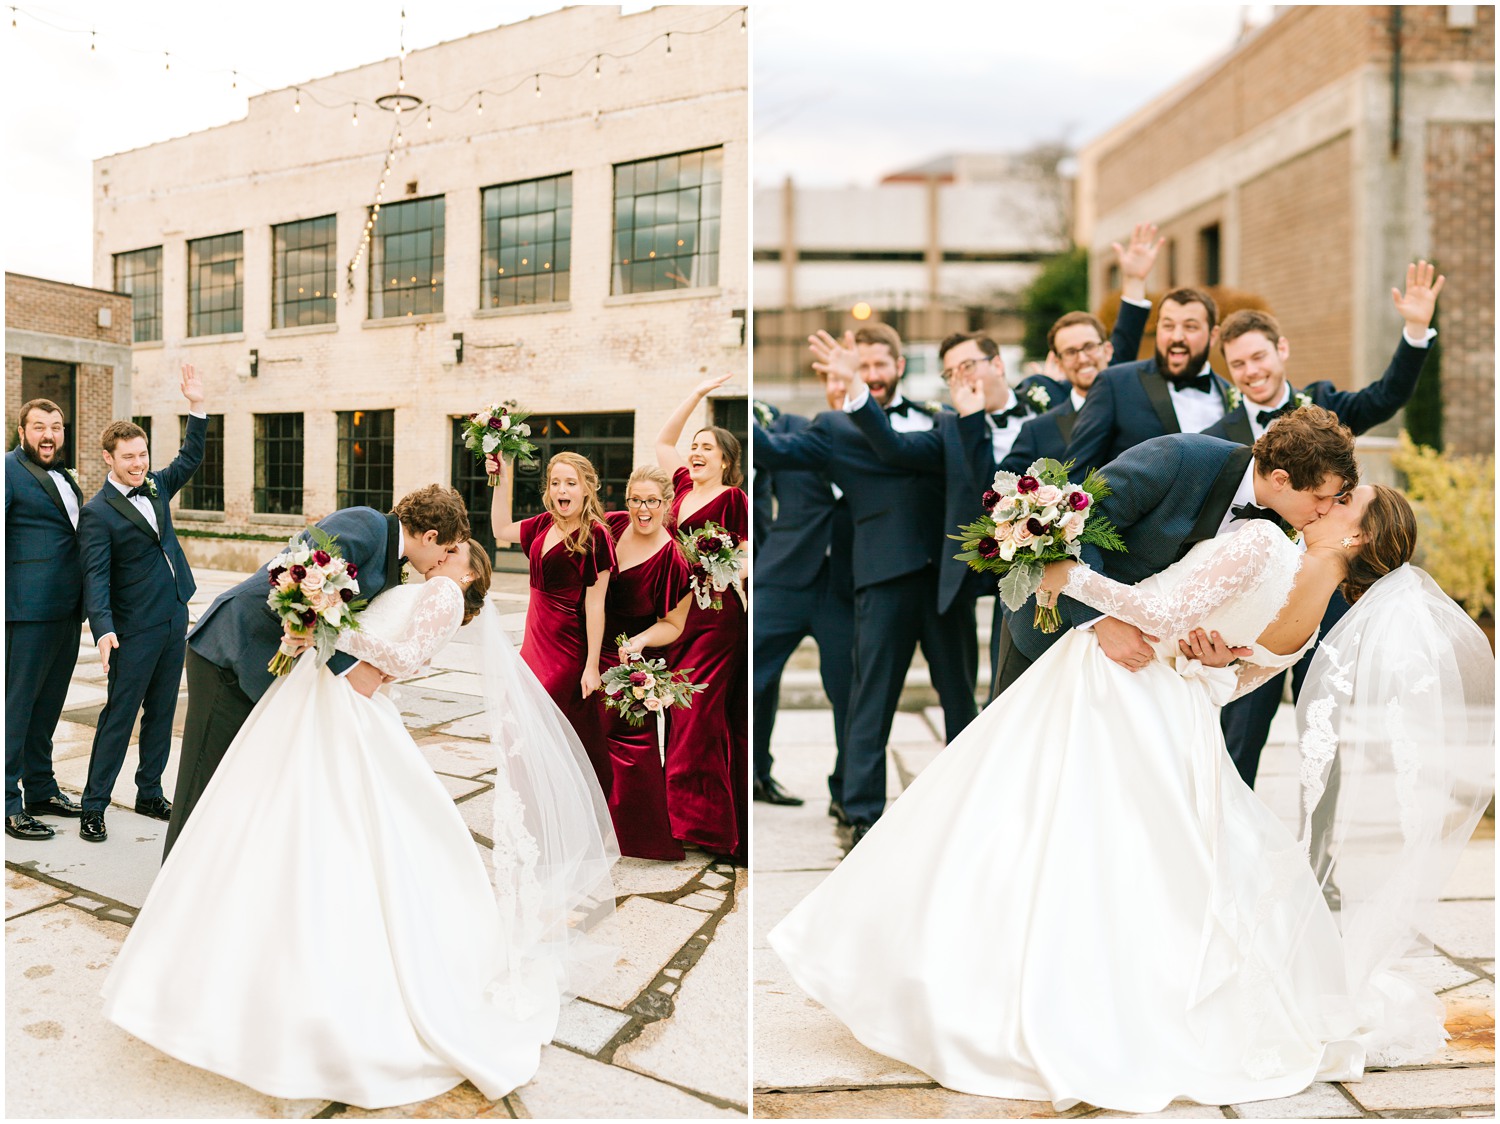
[1340,536,1357,549]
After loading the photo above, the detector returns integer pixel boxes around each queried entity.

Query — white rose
[475,411,492,428]
[517,423,531,437]
[644,696,664,712]
[999,539,1019,562]
[499,414,511,430]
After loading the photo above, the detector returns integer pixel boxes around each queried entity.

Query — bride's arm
[1043,522,1285,640]
[334,579,464,679]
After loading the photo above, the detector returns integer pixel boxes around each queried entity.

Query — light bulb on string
[534,74,541,98]
[90,28,95,51]
[10,8,16,29]
[740,9,746,32]
[426,107,432,129]
[594,55,601,78]
[293,89,301,113]
[477,93,483,116]
[164,51,170,71]
[352,106,359,126]
[231,70,237,90]
[665,32,671,55]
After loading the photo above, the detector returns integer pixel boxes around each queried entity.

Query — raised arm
[657,373,734,473]
[158,363,207,497]
[1112,221,1163,307]
[335,577,463,678]
[1324,261,1443,435]
[753,417,833,472]
[845,393,944,472]
[1062,374,1118,475]
[489,458,525,543]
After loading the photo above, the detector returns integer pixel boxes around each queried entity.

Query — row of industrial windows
[112,147,725,343]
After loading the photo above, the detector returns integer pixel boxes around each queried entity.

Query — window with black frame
[179,414,225,511]
[711,398,748,487]
[131,415,152,451]
[114,247,162,343]
[274,215,337,328]
[254,413,303,515]
[481,174,571,308]
[369,196,445,319]
[337,409,395,511]
[611,148,722,295]
[188,232,244,336]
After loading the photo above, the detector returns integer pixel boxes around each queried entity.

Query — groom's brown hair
[1253,406,1358,492]
[392,484,470,545]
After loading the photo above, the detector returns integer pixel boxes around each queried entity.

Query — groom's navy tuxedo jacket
[78,415,205,641]
[1005,433,1255,663]
[1202,334,1431,446]
[189,506,406,704]
[1065,358,1233,474]
[5,447,85,622]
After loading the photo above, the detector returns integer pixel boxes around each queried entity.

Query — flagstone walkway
[6,569,747,1119]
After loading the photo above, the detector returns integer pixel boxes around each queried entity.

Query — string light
[740,10,746,32]
[477,92,483,116]
[352,106,359,126]
[594,55,601,78]
[163,51,169,71]
[426,107,432,128]
[10,7,16,28]
[231,69,237,90]
[89,27,95,51]
[534,73,541,98]
[665,32,671,55]
[293,88,301,113]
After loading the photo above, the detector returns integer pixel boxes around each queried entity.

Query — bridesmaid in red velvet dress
[655,374,749,863]
[599,465,694,860]
[491,451,615,785]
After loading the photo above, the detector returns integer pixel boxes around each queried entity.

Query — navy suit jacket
[845,395,1030,613]
[188,506,406,704]
[753,409,946,594]
[1203,334,1431,445]
[1005,433,1255,662]
[751,403,779,553]
[1064,357,1233,474]
[78,415,206,640]
[757,413,852,593]
[1014,297,1152,411]
[5,447,85,622]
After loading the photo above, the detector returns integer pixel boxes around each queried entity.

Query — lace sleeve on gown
[334,578,464,678]
[1225,625,1318,702]
[1061,521,1287,640]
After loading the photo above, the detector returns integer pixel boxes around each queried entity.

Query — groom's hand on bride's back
[1177,628,1251,668]
[1095,617,1159,673]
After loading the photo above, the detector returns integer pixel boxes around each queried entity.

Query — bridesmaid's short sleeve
[672,467,693,499]
[605,510,632,542]
[518,512,551,556]
[583,521,617,585]
[720,486,749,542]
[656,547,693,617]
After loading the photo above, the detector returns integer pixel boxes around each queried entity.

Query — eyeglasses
[625,497,663,509]
[940,356,992,384]
[1057,340,1105,362]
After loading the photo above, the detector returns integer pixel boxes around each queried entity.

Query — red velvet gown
[517,513,616,786]
[597,511,693,860]
[664,468,748,860]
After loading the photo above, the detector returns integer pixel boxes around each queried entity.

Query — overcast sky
[753,2,1269,187]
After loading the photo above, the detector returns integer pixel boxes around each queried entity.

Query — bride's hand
[580,666,603,698]
[281,625,313,657]
[1037,560,1076,606]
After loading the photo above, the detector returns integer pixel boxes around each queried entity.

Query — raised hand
[809,329,859,406]
[693,371,736,398]
[950,366,985,415]
[484,452,506,483]
[1391,260,1445,335]
[180,362,206,410]
[1112,222,1164,294]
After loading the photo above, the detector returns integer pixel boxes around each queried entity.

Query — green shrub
[1392,432,1494,619]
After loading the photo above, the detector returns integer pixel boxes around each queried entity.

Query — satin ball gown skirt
[101,656,560,1109]
[769,630,1373,1114]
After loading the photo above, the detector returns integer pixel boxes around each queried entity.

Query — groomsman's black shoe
[79,813,107,843]
[134,796,172,821]
[848,823,872,848]
[753,777,804,806]
[828,800,850,827]
[23,792,83,818]
[6,813,56,840]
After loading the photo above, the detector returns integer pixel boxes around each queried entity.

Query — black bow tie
[1256,402,1296,428]
[1170,373,1216,394]
[989,404,1029,429]
[884,398,914,417]
[1230,502,1287,529]
[127,485,152,500]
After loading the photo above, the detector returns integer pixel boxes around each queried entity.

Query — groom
[996,406,1359,691]
[163,485,471,856]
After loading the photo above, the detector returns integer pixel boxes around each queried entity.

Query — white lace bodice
[1063,521,1313,700]
[334,578,463,678]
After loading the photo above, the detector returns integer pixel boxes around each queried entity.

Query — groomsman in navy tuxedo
[5,398,88,839]
[76,365,207,843]
[752,387,855,810]
[1065,286,1233,474]
[753,323,964,844]
[1204,262,1444,787]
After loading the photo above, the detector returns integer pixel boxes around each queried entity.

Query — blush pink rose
[1033,484,1063,508]
[1013,522,1035,547]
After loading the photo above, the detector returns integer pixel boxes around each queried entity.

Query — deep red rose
[1026,517,1046,536]
[345,563,358,579]
[1069,491,1090,511]
[692,563,708,580]
[629,670,649,687]
[289,564,307,581]
[269,565,285,584]
[1017,475,1039,494]
[487,416,506,430]
[299,609,318,626]
[977,536,1000,559]
[697,534,724,554]
[981,489,1002,513]
[339,588,354,603]
[312,549,331,567]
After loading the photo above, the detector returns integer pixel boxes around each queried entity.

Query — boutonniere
[399,562,412,585]
[919,400,945,415]
[144,476,159,500]
[1024,385,1052,413]
[64,467,81,488]
[1285,525,1302,544]
[1224,385,1243,413]
[1293,391,1313,411]
[752,400,775,428]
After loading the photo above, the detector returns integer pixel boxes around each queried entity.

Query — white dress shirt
[1069,389,1087,413]
[1246,384,1293,443]
[842,384,935,433]
[984,386,1024,466]
[49,469,79,529]
[109,474,160,536]
[1168,362,1227,433]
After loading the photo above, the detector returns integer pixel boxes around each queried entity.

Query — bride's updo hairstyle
[461,541,494,625]
[1342,484,1417,605]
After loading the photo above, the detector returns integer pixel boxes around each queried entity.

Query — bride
[102,542,619,1109]
[769,484,1493,1112]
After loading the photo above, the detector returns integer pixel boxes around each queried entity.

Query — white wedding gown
[770,521,1445,1113]
[102,580,566,1109]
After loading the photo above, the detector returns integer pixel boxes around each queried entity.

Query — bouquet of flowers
[600,635,707,726]
[265,527,367,675]
[461,401,538,485]
[952,458,1126,633]
[676,521,745,611]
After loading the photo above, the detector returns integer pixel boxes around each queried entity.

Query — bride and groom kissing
[106,484,619,1108]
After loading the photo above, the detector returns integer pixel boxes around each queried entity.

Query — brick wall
[1236,135,1356,389]
[1366,4,1495,65]
[1426,121,1495,455]
[4,274,132,492]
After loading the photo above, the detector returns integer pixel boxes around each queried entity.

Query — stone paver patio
[6,569,747,1119]
[754,666,1495,1120]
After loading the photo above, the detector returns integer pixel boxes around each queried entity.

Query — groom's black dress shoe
[754,777,804,806]
[134,796,172,821]
[79,812,107,843]
[6,813,55,840]
[828,800,850,827]
[23,792,83,818]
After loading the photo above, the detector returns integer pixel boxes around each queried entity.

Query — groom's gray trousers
[164,649,256,856]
